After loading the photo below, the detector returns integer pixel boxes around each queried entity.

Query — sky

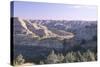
[11,1,98,20]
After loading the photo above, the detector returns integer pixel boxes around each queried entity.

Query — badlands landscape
[12,17,97,65]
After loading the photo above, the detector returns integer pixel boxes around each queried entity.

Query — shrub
[40,61,44,64]
[83,50,96,61]
[41,50,97,64]
[63,50,97,63]
[57,53,64,63]
[13,54,25,66]
[75,51,87,62]
[64,51,76,62]
[45,50,59,64]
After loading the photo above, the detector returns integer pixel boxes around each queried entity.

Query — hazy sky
[12,1,97,20]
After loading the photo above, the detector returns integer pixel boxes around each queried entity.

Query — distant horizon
[11,1,98,21]
[12,17,97,21]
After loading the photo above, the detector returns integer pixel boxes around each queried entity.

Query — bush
[13,50,96,65]
[82,50,96,61]
[63,50,97,63]
[40,61,44,64]
[57,53,64,63]
[64,51,76,62]
[45,50,59,64]
[41,50,96,64]
[13,54,25,66]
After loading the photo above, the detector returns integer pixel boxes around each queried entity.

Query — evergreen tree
[45,50,59,64]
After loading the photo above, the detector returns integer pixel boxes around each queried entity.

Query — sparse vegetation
[39,61,44,64]
[12,17,97,66]
[13,54,25,66]
[13,50,97,66]
[57,53,64,63]
[45,50,97,64]
[64,51,76,62]
[45,50,59,64]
